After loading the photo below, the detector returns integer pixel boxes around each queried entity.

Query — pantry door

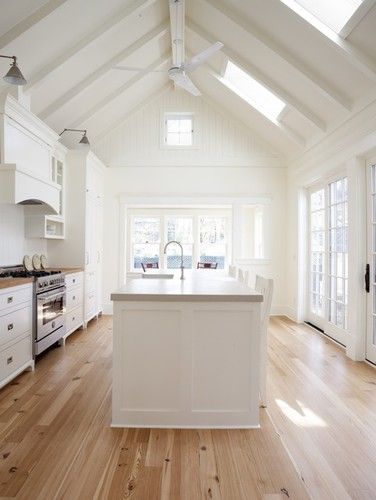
[366,159,376,364]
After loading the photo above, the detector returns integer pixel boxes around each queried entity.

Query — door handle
[365,263,370,293]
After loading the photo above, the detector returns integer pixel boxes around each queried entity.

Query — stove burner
[0,270,61,278]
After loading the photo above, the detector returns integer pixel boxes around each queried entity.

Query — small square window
[164,113,193,146]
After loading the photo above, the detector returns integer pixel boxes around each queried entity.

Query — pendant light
[0,55,27,85]
[59,128,90,146]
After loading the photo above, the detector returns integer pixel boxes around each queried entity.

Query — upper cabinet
[0,94,66,215]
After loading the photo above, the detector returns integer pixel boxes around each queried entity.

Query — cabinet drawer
[85,270,96,292]
[0,285,32,313]
[66,306,83,333]
[0,306,32,346]
[65,272,82,289]
[0,335,32,383]
[66,286,83,311]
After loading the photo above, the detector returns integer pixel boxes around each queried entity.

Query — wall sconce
[59,128,90,146]
[0,55,27,85]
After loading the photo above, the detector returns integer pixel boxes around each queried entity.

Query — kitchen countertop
[0,277,34,289]
[111,272,263,302]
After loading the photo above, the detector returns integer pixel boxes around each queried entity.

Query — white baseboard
[103,302,113,315]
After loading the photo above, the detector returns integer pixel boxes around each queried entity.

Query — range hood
[0,164,60,214]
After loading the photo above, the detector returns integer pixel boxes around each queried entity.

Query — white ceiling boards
[1,0,375,162]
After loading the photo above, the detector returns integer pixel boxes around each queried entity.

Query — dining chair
[228,265,237,278]
[141,262,159,272]
[238,268,249,285]
[255,274,274,408]
[197,262,218,269]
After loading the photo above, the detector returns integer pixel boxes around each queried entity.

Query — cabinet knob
[7,296,13,304]
[7,356,13,365]
[7,323,13,331]
[73,296,76,300]
[73,279,76,283]
[72,316,75,321]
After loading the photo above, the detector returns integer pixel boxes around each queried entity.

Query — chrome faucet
[163,240,185,280]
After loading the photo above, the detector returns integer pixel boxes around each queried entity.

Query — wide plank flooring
[1,315,375,499]
[0,316,307,500]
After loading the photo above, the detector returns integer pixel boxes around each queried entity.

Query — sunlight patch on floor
[275,399,327,428]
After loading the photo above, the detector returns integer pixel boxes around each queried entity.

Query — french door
[366,159,376,363]
[307,176,349,346]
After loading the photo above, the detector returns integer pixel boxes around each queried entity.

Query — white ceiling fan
[113,0,223,96]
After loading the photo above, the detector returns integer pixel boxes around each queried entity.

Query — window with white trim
[164,113,193,146]
[308,176,348,343]
[128,209,231,271]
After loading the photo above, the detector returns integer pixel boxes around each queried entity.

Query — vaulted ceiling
[1,0,376,161]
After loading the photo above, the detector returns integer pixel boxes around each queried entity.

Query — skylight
[221,61,286,121]
[288,0,364,34]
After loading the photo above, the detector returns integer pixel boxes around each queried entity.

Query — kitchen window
[129,210,230,271]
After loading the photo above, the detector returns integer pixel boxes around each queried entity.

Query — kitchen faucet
[163,241,185,280]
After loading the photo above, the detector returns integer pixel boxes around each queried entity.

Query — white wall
[102,165,287,314]
[0,204,47,267]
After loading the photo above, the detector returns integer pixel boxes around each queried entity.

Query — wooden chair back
[197,262,218,269]
[238,268,249,285]
[141,262,159,272]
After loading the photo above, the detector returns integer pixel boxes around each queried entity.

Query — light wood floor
[0,316,374,499]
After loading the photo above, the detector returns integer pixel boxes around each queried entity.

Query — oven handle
[37,289,66,301]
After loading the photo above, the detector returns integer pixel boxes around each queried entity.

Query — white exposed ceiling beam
[25,0,159,91]
[204,65,305,147]
[169,0,185,67]
[70,54,170,128]
[39,22,169,120]
[339,0,376,38]
[187,19,326,132]
[203,0,352,111]
[93,83,171,144]
[279,0,376,82]
[0,0,69,51]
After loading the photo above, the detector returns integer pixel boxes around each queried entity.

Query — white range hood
[0,94,62,214]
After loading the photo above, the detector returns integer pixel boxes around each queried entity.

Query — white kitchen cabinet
[0,94,65,214]
[47,150,105,325]
[0,283,34,388]
[62,271,84,342]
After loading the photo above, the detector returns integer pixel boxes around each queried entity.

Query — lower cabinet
[63,272,84,341]
[0,283,34,389]
[85,269,98,323]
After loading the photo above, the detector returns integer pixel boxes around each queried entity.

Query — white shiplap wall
[93,88,282,168]
[0,205,47,267]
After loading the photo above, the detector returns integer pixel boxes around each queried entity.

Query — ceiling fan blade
[170,72,201,96]
[183,41,224,72]
[113,65,167,73]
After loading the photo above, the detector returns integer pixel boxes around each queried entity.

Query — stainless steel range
[35,272,66,355]
[0,266,66,355]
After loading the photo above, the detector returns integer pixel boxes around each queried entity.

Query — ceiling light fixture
[59,128,90,146]
[0,55,27,86]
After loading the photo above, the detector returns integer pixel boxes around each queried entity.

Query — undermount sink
[141,273,174,279]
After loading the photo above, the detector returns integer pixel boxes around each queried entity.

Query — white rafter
[279,0,376,82]
[39,22,169,120]
[25,0,159,91]
[0,0,69,51]
[187,19,326,132]
[70,53,170,128]
[202,65,305,147]
[203,0,352,111]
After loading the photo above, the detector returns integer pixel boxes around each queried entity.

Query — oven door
[36,287,66,341]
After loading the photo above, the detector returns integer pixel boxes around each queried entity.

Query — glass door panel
[366,162,376,363]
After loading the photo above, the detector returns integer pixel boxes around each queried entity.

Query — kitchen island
[111,272,263,428]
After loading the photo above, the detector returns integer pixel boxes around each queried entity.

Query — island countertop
[111,272,263,302]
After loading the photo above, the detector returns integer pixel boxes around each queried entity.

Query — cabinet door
[85,194,96,268]
[95,200,103,313]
